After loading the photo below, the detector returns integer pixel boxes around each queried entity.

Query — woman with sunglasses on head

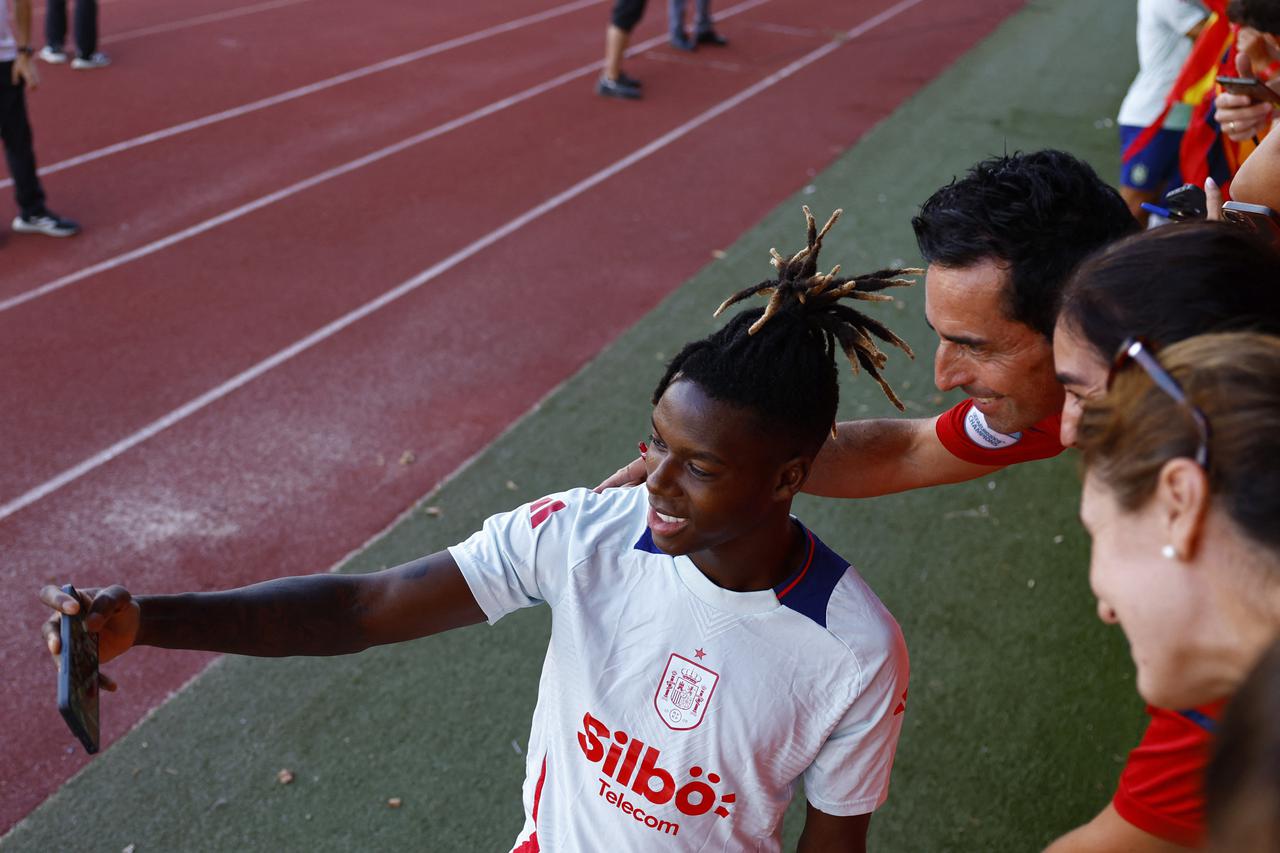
[1072,331,1280,851]
[1054,220,1280,451]
[1044,224,1280,852]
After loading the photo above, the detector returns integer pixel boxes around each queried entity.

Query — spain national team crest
[654,653,719,731]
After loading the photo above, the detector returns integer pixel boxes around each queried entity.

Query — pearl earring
[1161,544,1177,560]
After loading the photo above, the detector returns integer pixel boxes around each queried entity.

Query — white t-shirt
[0,0,16,63]
[1117,0,1208,130]
[450,486,908,852]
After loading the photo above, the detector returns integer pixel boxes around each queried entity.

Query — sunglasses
[1108,337,1211,469]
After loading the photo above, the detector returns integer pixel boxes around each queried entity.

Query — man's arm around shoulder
[802,416,1003,499]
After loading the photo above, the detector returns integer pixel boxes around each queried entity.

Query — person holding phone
[1214,2,1280,143]
[40,209,915,852]
[1116,0,1210,225]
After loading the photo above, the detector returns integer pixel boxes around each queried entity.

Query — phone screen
[57,585,100,754]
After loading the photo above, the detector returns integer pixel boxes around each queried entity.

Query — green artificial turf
[4,0,1147,849]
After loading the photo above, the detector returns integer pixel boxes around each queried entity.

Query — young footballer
[40,208,914,851]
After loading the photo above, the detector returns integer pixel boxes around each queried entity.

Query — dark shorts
[1119,125,1183,191]
[611,0,647,31]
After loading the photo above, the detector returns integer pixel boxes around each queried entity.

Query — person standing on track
[38,0,108,69]
[1,0,79,237]
[40,208,919,851]
[1116,0,1209,226]
[598,0,647,100]
[668,0,727,51]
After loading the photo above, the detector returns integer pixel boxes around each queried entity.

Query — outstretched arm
[40,552,486,666]
[802,415,1003,499]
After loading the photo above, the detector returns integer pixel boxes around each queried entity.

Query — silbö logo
[577,711,736,837]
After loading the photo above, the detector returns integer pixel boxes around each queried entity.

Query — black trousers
[45,0,98,58]
[0,62,46,216]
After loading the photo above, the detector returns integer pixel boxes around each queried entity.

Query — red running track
[0,0,1024,832]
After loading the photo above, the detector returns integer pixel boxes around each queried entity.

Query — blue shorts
[1119,125,1184,191]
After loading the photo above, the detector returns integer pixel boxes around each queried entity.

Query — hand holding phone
[57,584,100,754]
[1216,76,1280,107]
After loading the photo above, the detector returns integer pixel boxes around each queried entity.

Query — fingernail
[1206,177,1217,190]
[638,441,648,458]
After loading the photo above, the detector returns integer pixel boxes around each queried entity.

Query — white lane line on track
[0,0,774,316]
[0,0,926,523]
[102,0,318,45]
[0,0,606,191]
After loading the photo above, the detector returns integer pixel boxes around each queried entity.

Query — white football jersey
[449,486,908,852]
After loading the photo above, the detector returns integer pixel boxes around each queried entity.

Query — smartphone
[1222,201,1280,249]
[1216,76,1280,107]
[57,584,100,754]
[1164,183,1207,220]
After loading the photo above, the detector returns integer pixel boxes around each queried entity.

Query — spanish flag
[1122,0,1258,187]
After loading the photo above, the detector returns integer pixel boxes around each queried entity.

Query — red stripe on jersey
[775,530,816,600]
[512,755,549,853]
[530,499,567,529]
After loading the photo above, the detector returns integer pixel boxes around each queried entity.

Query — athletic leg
[0,65,48,217]
[73,0,99,59]
[45,0,67,53]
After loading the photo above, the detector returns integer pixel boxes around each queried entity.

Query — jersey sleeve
[934,398,1065,466]
[1111,703,1223,847]
[1156,0,1208,36]
[802,621,909,816]
[448,488,598,624]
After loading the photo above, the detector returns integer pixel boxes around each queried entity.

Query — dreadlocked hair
[652,206,918,454]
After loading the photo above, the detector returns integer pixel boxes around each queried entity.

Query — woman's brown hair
[1076,332,1280,550]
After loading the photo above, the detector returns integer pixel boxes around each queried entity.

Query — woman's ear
[775,456,811,500]
[1155,458,1211,560]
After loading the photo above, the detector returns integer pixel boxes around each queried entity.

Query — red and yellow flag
[1122,0,1260,187]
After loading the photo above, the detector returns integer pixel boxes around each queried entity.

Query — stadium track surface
[1,0,1029,833]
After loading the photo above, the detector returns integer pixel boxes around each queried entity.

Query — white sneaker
[71,52,110,69]
[12,209,80,237]
[38,46,68,64]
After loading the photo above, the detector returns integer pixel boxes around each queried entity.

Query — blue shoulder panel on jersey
[774,528,848,629]
[634,528,665,554]
[1177,708,1217,733]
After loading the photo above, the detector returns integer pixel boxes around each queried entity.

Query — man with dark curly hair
[604,151,1139,502]
[797,149,1138,496]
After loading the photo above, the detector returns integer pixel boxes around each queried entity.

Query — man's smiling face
[925,258,1063,435]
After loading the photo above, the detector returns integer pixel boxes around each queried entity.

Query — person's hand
[593,456,647,492]
[12,54,38,90]
[40,585,141,686]
[1236,27,1280,79]
[1216,90,1274,142]
[1205,176,1223,220]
